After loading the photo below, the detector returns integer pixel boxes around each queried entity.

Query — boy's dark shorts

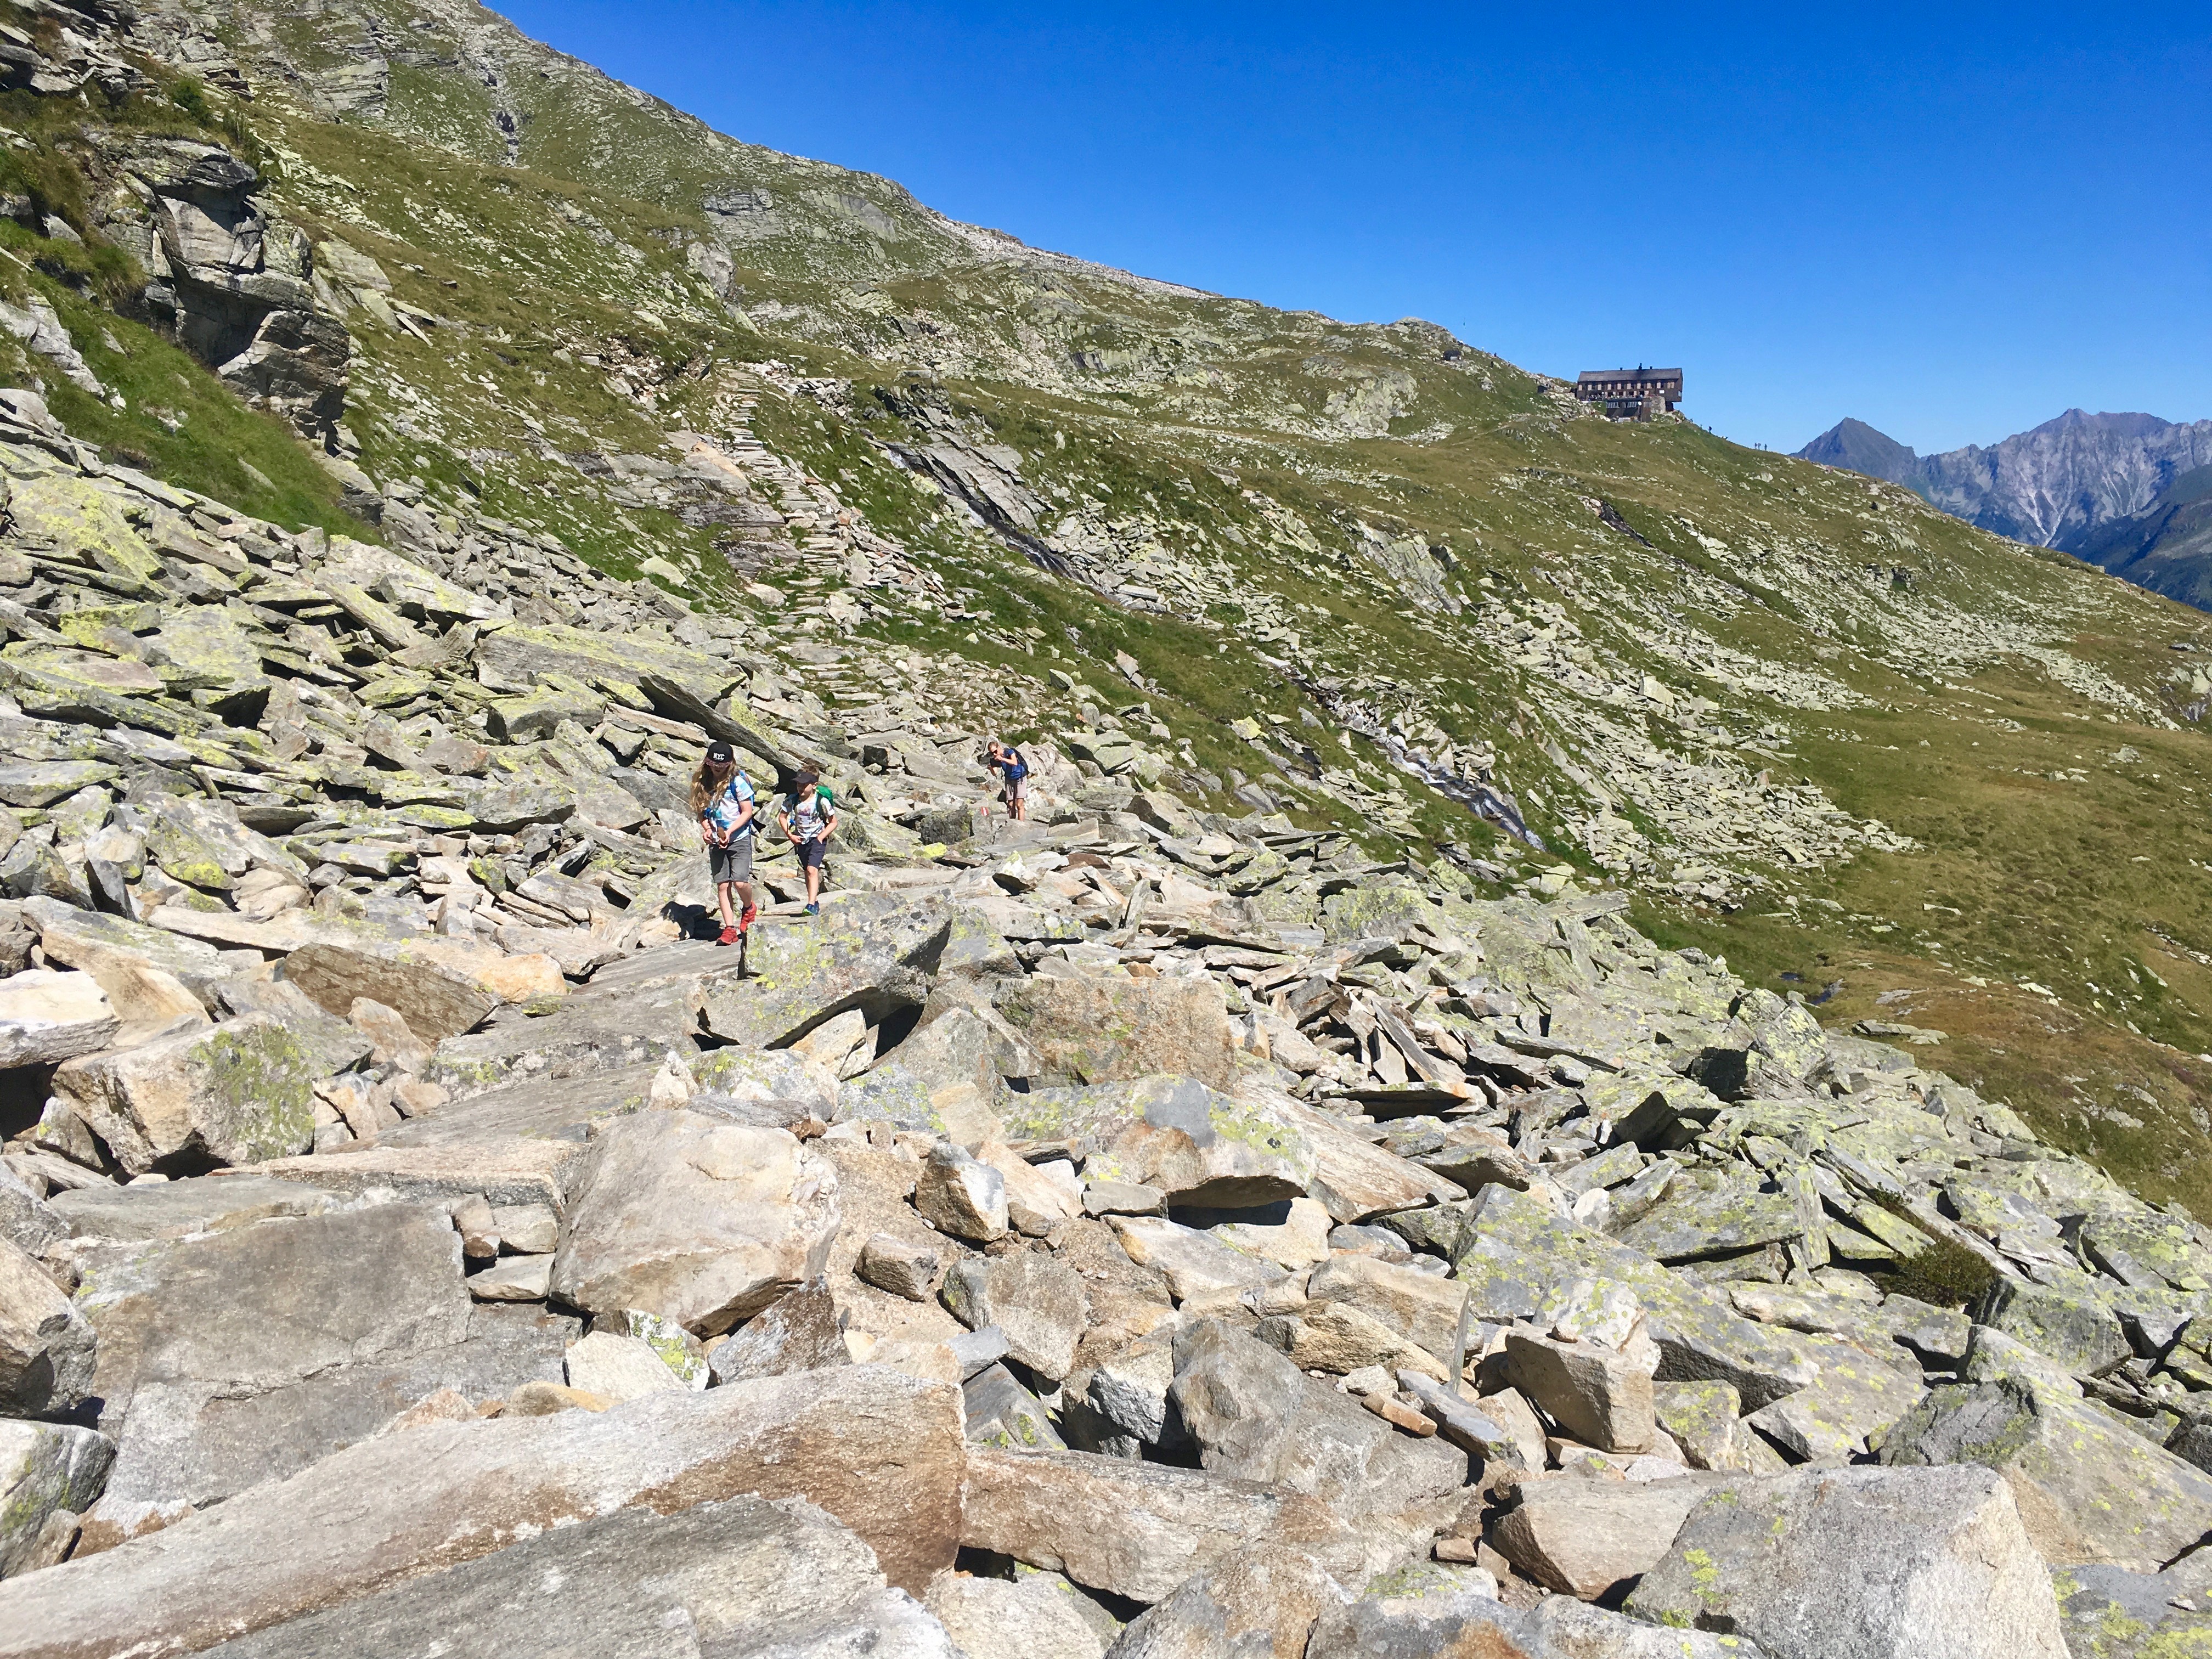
[796,837,828,870]
[709,837,753,884]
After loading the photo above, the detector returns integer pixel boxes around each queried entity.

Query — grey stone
[708,1276,849,1383]
[1169,1319,1467,1517]
[0,1164,64,1260]
[0,970,116,1069]
[915,1140,1009,1242]
[996,973,1238,1090]
[857,1231,943,1300]
[1492,1474,1717,1599]
[73,1210,556,1537]
[696,898,955,1049]
[0,1236,94,1417]
[929,1571,1106,1659]
[561,1329,682,1403]
[1109,1215,1284,1301]
[1004,1075,1316,1210]
[967,1361,1068,1451]
[942,1251,1090,1382]
[549,1109,840,1337]
[1980,1273,2132,1377]
[961,1444,1380,1605]
[46,1174,337,1243]
[51,1012,317,1174]
[1307,1559,1762,1658]
[1504,1325,1657,1453]
[1654,1378,1765,1472]
[1628,1464,2067,1659]
[1104,1542,1344,1659]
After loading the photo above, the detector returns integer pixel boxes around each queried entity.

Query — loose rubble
[0,305,2201,1659]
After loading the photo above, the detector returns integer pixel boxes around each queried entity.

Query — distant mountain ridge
[1798,409,2212,609]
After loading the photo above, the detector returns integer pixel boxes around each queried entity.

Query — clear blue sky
[494,3,2209,456]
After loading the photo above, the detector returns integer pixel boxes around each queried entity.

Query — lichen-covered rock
[696,899,952,1050]
[1881,1378,2212,1571]
[996,973,1238,1091]
[0,1420,113,1578]
[1006,1075,1316,1209]
[1978,1274,2131,1378]
[1309,1558,1762,1657]
[1628,1465,2066,1658]
[51,1012,317,1173]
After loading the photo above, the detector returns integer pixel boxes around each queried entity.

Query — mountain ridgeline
[1799,411,2212,610]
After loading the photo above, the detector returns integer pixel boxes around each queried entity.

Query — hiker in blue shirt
[691,741,757,945]
[985,739,1030,823]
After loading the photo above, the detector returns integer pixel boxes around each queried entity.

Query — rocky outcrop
[92,139,350,448]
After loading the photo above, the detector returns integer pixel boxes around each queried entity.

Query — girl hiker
[780,767,838,916]
[985,739,1030,822]
[691,741,757,945]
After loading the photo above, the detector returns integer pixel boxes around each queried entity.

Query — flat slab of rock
[695,899,952,1049]
[21,900,230,1002]
[1109,1214,1284,1301]
[1274,1093,1462,1223]
[1308,1559,1760,1658]
[1628,1464,2067,1658]
[90,1304,574,1532]
[197,1494,959,1659]
[283,940,507,1043]
[424,955,713,1102]
[0,1365,964,1657]
[380,1063,659,1148]
[996,973,1237,1090]
[962,1445,1381,1605]
[0,969,116,1069]
[47,1174,338,1243]
[245,1141,584,1213]
[1105,1542,1344,1659]
[926,1570,1107,1659]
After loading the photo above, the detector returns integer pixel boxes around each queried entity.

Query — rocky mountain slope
[0,398,2207,1657]
[0,2,2204,1651]
[1799,410,2212,606]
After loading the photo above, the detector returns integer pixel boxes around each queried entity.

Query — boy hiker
[780,768,838,915]
[985,739,1030,822]
[691,741,757,945]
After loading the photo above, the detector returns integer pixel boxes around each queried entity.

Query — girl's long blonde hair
[690,754,732,815]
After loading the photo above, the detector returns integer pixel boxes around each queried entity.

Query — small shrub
[1878,1228,1997,1310]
